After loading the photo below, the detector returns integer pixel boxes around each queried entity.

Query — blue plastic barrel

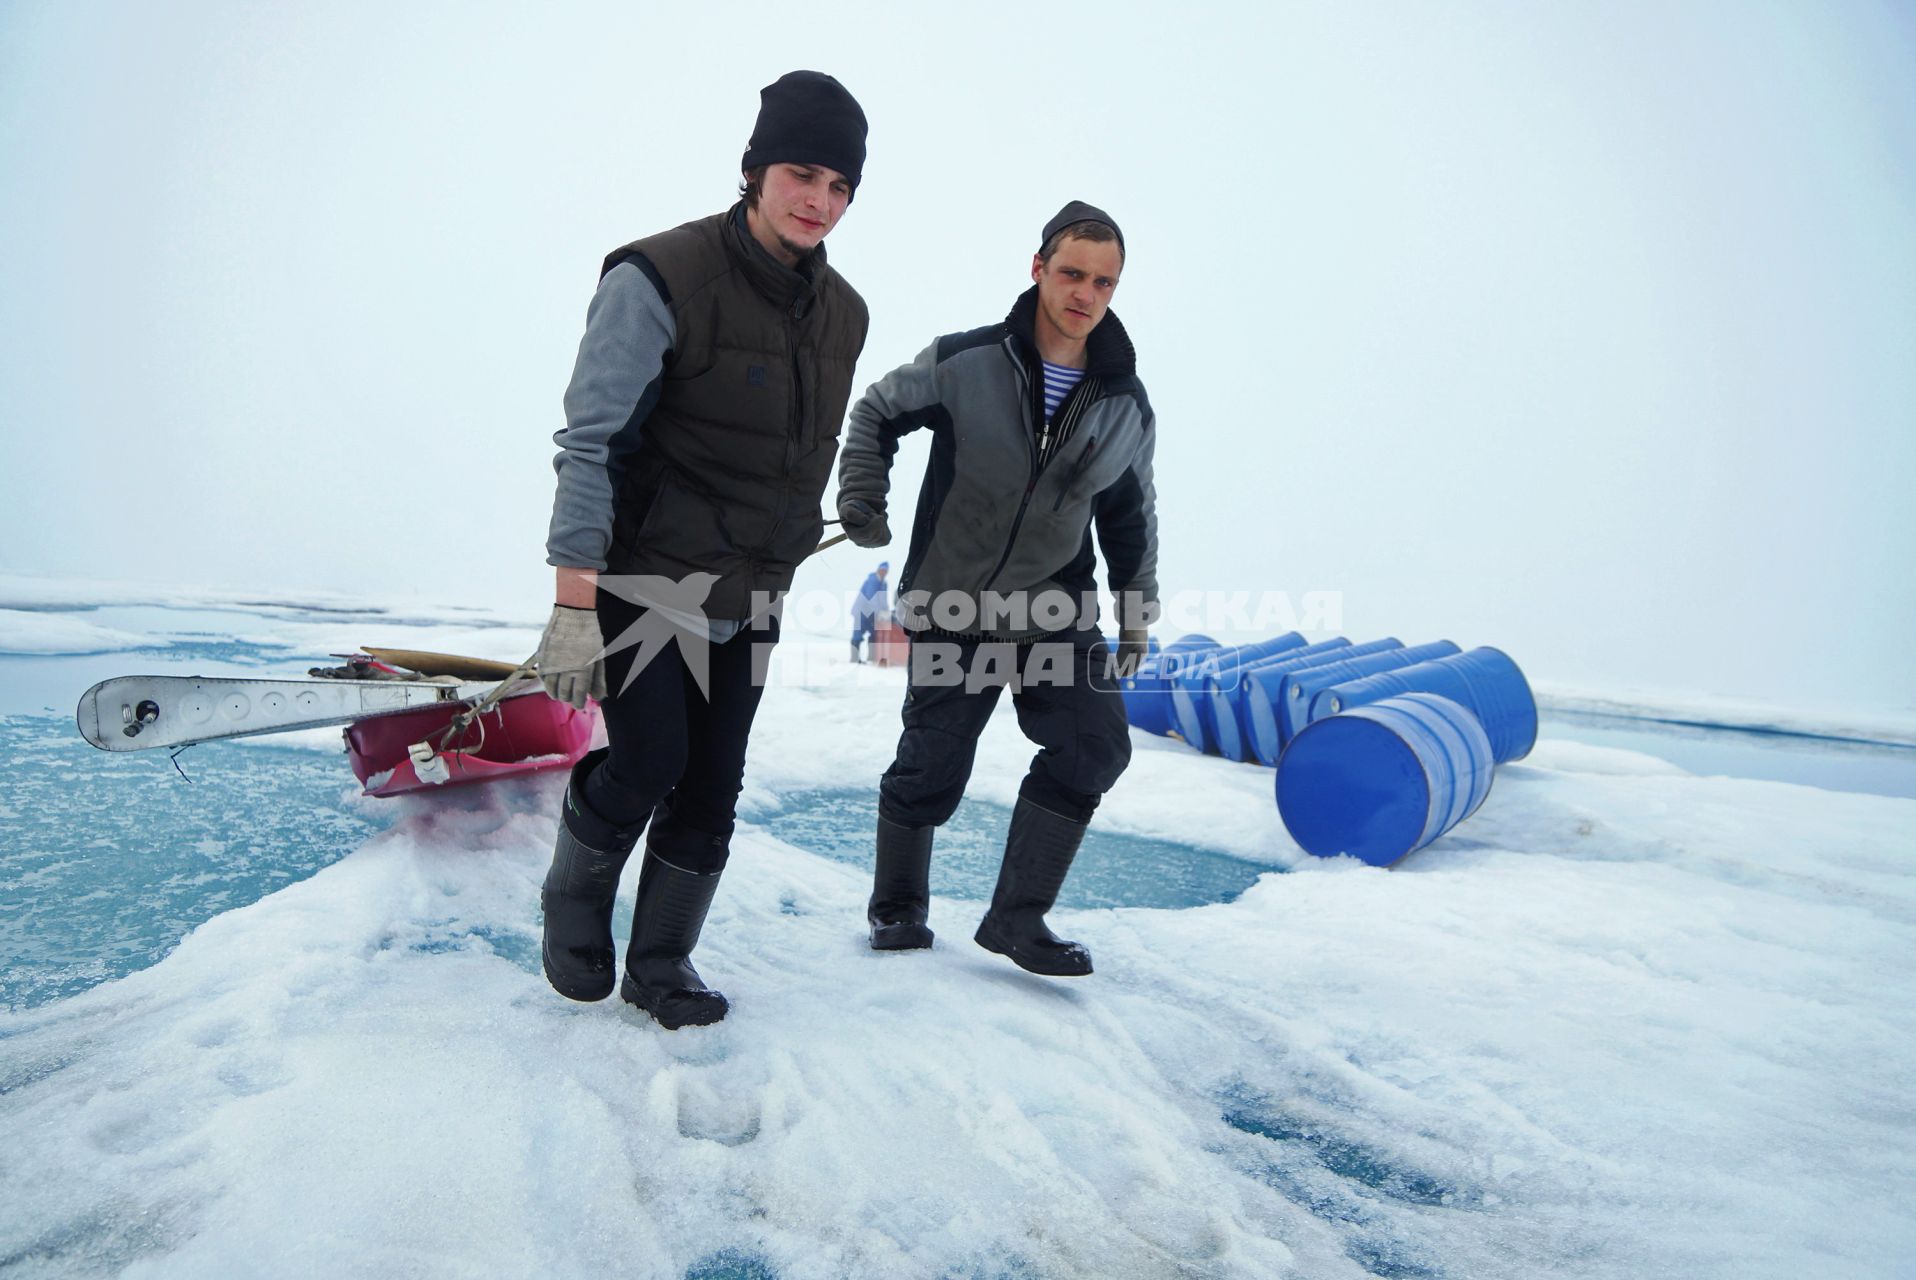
[1243,638,1404,766]
[1275,692,1494,866]
[1272,641,1462,746]
[1119,634,1215,737]
[1306,646,1537,763]
[1204,637,1355,762]
[1168,632,1308,751]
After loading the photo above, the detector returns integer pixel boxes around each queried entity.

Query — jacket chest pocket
[1050,427,1130,512]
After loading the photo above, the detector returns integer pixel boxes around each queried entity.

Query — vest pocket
[628,469,676,544]
[631,469,741,574]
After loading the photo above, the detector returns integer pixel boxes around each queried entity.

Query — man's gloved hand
[534,605,608,710]
[1109,627,1151,680]
[838,498,891,548]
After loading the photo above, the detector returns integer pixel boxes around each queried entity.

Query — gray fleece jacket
[835,287,1158,641]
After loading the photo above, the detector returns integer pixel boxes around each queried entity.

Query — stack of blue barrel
[1118,634,1537,867]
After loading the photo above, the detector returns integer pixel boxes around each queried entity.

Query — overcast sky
[3,0,1911,714]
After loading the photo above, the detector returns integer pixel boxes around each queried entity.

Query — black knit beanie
[1040,200,1124,254]
[741,71,868,197]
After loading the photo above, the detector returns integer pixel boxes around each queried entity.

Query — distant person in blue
[850,561,889,662]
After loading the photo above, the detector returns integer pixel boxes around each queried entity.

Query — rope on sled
[408,655,540,779]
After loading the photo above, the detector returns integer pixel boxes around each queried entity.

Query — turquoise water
[755,787,1268,910]
[1540,710,1916,801]
[0,715,392,1011]
[0,605,470,1011]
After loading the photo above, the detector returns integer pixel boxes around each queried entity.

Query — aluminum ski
[75,675,507,753]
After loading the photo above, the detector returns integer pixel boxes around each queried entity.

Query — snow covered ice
[3,583,1914,1278]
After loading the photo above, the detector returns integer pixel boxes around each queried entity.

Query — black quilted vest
[602,205,868,620]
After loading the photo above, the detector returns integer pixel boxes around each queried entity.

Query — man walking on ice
[532,71,870,1028]
[835,201,1158,976]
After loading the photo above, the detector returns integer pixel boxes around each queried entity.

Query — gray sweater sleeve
[545,262,675,570]
[1094,406,1160,632]
[835,339,943,515]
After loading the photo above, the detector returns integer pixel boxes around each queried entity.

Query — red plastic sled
[344,693,600,797]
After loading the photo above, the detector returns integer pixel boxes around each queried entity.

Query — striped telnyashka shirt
[1041,359,1085,422]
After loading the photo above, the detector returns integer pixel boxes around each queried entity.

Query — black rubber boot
[540,749,641,1002]
[620,849,729,1029]
[869,816,934,951]
[974,798,1094,977]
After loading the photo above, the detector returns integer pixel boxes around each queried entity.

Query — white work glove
[534,605,607,709]
[838,498,891,548]
[1108,627,1151,680]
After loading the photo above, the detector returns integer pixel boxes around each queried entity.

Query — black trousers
[582,594,778,875]
[878,630,1131,829]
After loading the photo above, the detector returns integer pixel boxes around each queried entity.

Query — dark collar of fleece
[1004,285,1137,378]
